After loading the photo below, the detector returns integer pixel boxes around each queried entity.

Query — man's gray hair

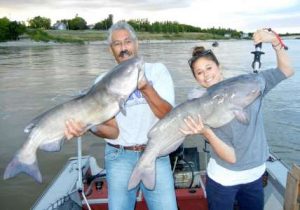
[107,21,138,44]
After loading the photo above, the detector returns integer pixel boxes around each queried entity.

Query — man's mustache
[119,50,131,57]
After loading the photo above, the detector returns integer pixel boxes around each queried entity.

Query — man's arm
[139,82,172,119]
[138,63,174,119]
[90,118,119,139]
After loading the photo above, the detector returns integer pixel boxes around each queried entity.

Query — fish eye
[212,94,224,104]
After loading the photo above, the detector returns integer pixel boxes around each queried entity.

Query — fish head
[208,74,263,109]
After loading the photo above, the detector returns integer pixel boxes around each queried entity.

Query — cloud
[60,0,191,10]
[1,0,299,33]
[243,13,300,32]
[0,0,191,10]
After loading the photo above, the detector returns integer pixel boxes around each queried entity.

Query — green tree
[152,22,162,33]
[68,16,87,30]
[0,17,26,41]
[8,21,26,40]
[0,17,10,41]
[28,16,51,29]
[94,14,113,30]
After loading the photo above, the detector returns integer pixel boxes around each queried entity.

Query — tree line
[7,14,298,42]
[127,19,243,38]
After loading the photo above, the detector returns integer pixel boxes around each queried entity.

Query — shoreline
[0,38,248,47]
[0,33,299,47]
[1,29,299,45]
[18,29,236,44]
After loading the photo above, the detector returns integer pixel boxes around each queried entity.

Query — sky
[1,0,300,33]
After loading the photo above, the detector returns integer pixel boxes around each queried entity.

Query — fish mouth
[243,88,261,105]
[231,87,261,107]
[251,89,261,98]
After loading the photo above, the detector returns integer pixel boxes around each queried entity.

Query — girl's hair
[188,46,220,77]
[107,21,137,44]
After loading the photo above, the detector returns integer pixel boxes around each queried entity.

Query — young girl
[181,29,294,210]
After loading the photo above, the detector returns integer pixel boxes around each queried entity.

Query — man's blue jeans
[206,175,264,210]
[105,144,178,210]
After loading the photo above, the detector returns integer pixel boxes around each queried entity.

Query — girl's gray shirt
[190,68,286,171]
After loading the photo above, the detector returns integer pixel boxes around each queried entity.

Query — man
[65,21,177,210]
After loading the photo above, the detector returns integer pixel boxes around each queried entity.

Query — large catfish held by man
[4,56,145,183]
[128,73,264,190]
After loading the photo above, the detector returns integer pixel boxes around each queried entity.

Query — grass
[26,29,85,44]
[46,30,107,42]
[25,30,229,43]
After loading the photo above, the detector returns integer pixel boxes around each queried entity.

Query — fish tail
[3,154,42,183]
[128,157,156,190]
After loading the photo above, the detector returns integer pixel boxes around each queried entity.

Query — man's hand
[64,119,87,140]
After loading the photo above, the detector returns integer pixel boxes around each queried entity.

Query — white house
[53,22,67,30]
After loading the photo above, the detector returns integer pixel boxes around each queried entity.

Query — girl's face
[192,57,223,88]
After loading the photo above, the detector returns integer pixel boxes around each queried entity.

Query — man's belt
[107,143,146,152]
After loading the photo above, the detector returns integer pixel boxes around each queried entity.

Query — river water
[0,39,299,209]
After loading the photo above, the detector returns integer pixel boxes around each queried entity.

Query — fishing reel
[251,43,264,73]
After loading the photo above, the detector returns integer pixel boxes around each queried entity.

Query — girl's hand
[180,114,208,135]
[252,29,278,46]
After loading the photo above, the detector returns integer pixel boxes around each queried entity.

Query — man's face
[110,29,138,63]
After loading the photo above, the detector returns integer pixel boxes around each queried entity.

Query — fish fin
[128,165,143,190]
[142,165,156,190]
[3,155,42,183]
[128,157,156,190]
[24,109,54,133]
[24,123,36,133]
[24,104,61,133]
[233,110,249,124]
[39,138,64,152]
[137,60,146,84]
[75,87,90,97]
[119,99,127,115]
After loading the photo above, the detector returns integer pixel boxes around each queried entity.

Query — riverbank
[6,29,300,45]
[46,30,300,41]
[20,29,230,43]
[47,30,227,41]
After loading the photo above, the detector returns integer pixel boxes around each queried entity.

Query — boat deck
[82,179,208,210]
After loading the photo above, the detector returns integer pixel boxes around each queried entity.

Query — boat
[31,137,299,210]
[31,141,208,210]
[212,41,219,47]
